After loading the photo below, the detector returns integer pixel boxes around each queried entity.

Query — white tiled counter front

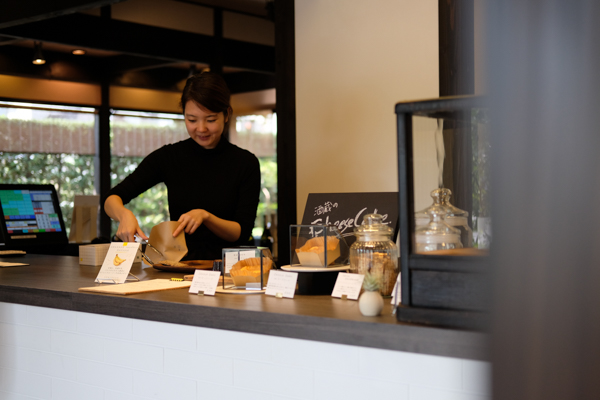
[0,302,491,400]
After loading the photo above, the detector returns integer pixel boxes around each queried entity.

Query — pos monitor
[0,184,68,250]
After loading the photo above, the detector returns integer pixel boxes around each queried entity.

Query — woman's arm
[104,194,149,242]
[172,209,241,242]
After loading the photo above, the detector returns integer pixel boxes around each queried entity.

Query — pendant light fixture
[32,41,46,65]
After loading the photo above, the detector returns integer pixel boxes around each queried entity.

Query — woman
[104,72,261,260]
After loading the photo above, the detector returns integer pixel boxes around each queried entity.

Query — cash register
[0,184,69,255]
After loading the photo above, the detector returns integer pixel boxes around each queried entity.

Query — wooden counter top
[0,254,488,360]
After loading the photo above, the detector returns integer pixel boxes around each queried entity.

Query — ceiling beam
[0,13,275,74]
[224,71,276,94]
[0,0,125,29]
[104,54,185,74]
[0,45,275,93]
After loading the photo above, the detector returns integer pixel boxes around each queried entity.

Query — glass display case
[290,224,349,268]
[287,224,350,295]
[395,96,490,330]
[222,247,273,290]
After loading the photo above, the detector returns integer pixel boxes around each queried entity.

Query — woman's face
[184,100,228,149]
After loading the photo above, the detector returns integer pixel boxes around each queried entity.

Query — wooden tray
[152,260,215,273]
[79,279,191,295]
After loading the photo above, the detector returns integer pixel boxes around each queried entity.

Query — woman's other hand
[173,209,242,242]
[173,209,209,237]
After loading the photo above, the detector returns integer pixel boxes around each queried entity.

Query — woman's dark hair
[180,71,232,120]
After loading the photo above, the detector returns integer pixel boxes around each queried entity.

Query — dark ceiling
[0,0,276,94]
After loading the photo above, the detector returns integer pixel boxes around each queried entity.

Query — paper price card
[331,273,365,300]
[224,250,258,274]
[239,250,255,260]
[224,252,239,274]
[265,270,298,299]
[189,270,221,296]
[95,242,141,284]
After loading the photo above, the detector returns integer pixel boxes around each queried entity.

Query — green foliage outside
[0,152,96,237]
[1,151,277,239]
[256,156,278,237]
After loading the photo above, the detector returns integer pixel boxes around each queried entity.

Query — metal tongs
[134,234,165,266]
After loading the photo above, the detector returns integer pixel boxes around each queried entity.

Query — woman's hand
[104,194,148,242]
[115,210,148,242]
[173,209,242,242]
[173,209,209,237]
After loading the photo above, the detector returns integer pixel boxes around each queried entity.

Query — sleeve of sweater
[104,146,167,206]
[233,152,262,244]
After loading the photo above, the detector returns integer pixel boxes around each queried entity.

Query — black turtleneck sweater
[106,137,261,260]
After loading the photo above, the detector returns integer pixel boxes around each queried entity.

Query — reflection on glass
[415,189,462,253]
[411,108,491,254]
[416,188,473,248]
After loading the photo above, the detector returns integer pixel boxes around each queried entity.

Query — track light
[32,42,45,65]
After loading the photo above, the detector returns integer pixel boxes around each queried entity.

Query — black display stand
[395,96,490,331]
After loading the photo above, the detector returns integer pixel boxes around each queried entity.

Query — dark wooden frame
[438,0,474,97]
[274,0,296,266]
[395,96,489,331]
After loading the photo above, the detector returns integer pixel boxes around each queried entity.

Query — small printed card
[331,273,365,300]
[224,250,256,274]
[265,270,298,299]
[95,242,141,284]
[224,251,238,274]
[189,270,221,296]
[239,250,255,260]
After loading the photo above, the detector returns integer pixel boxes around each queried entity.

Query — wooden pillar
[439,0,474,97]
[96,5,112,239]
[274,0,296,265]
[95,78,111,239]
[438,0,474,215]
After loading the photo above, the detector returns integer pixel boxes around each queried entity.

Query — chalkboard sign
[301,192,399,247]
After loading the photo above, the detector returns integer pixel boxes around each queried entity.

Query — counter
[0,254,486,359]
[0,254,491,399]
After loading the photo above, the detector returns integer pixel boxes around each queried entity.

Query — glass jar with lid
[415,208,463,253]
[439,188,473,247]
[415,188,472,248]
[349,214,399,296]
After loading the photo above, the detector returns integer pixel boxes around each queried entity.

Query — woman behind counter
[104,72,261,260]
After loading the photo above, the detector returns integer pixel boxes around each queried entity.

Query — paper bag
[69,195,100,243]
[147,221,187,263]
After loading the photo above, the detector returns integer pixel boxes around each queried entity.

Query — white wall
[295,0,439,219]
[0,302,491,400]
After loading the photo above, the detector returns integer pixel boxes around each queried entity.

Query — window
[0,102,278,246]
[232,112,277,240]
[0,101,97,237]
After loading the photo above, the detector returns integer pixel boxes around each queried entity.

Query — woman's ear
[225,107,233,123]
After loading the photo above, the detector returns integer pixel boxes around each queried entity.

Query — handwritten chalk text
[311,207,389,236]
